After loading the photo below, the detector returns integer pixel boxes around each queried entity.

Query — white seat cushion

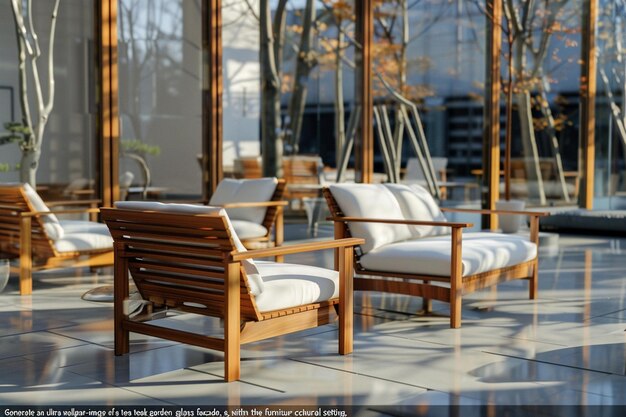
[59,220,110,235]
[55,231,113,253]
[22,183,64,241]
[253,261,339,313]
[360,232,537,277]
[231,220,268,240]
[383,183,449,237]
[209,178,278,224]
[114,201,264,295]
[329,183,412,253]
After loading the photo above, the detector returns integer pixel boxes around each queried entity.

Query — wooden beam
[579,0,598,209]
[354,0,373,183]
[202,0,223,201]
[482,0,502,230]
[96,0,119,207]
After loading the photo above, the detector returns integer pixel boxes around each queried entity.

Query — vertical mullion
[355,0,373,183]
[579,0,597,209]
[97,0,119,207]
[203,0,223,201]
[482,0,502,230]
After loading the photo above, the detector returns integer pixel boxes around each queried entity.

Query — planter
[0,259,9,293]
[496,199,526,234]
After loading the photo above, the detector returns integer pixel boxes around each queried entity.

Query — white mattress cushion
[55,231,113,253]
[22,183,64,241]
[383,183,449,237]
[231,220,268,240]
[59,220,110,235]
[253,261,339,313]
[113,201,264,295]
[329,183,413,253]
[360,232,537,277]
[209,178,278,224]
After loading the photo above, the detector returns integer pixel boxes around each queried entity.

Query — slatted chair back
[282,155,324,186]
[0,185,57,259]
[102,207,262,322]
[233,156,263,179]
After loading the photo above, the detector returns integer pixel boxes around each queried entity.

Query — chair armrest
[21,207,101,217]
[440,207,549,218]
[46,199,101,208]
[328,216,473,229]
[220,201,289,209]
[231,238,364,261]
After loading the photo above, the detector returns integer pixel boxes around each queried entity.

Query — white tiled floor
[0,223,625,412]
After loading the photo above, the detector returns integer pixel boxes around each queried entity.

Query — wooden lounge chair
[102,202,362,382]
[0,183,113,295]
[209,178,287,254]
[282,155,325,209]
[324,183,548,328]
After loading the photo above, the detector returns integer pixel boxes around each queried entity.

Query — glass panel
[372,0,485,202]
[595,0,626,209]
[223,0,356,224]
[0,0,96,201]
[500,0,582,207]
[118,0,202,201]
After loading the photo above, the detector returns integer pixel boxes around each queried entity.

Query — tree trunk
[20,148,40,186]
[537,80,571,202]
[286,0,316,154]
[260,0,283,177]
[514,37,546,204]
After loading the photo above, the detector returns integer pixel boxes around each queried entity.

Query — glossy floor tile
[0,224,624,411]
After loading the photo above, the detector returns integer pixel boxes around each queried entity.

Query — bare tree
[7,0,61,187]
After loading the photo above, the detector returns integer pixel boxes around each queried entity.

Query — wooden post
[202,0,223,201]
[354,0,373,183]
[482,0,502,230]
[96,0,119,207]
[579,0,598,209]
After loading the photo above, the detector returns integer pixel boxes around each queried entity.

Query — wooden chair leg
[275,206,284,263]
[422,280,432,313]
[338,246,354,355]
[114,243,129,355]
[19,215,32,296]
[529,261,538,300]
[224,262,241,381]
[450,228,463,329]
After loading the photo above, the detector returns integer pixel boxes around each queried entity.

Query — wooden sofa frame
[101,207,362,381]
[0,185,113,295]
[323,188,548,328]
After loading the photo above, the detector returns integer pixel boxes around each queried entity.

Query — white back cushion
[114,201,264,295]
[329,183,412,253]
[22,183,64,241]
[209,178,278,224]
[384,183,449,238]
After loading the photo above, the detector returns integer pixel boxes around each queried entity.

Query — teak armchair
[102,202,362,382]
[209,178,287,254]
[324,183,548,328]
[0,183,113,295]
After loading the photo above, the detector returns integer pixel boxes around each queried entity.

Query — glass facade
[0,0,617,213]
[117,0,202,200]
[0,0,96,200]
